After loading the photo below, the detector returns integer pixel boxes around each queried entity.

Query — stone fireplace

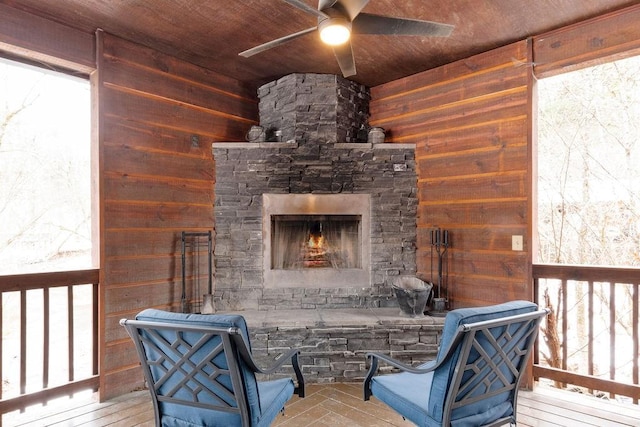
[212,73,417,311]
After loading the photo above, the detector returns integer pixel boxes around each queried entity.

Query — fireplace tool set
[430,228,450,315]
[181,231,214,314]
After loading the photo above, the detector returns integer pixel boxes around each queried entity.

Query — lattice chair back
[121,310,302,427]
[364,300,548,427]
[435,302,546,425]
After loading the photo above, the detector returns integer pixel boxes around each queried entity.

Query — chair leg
[363,355,378,401]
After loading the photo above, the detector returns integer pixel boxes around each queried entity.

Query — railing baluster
[67,285,75,383]
[587,280,594,394]
[609,281,616,399]
[43,287,50,389]
[20,289,27,397]
[634,282,639,405]
[533,277,540,368]
[561,279,568,373]
[92,282,99,376]
[0,292,3,401]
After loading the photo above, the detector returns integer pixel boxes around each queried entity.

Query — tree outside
[0,58,91,275]
[536,54,640,402]
[1,58,92,399]
[537,55,640,267]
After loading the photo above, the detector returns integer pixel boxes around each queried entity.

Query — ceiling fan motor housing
[318,17,352,45]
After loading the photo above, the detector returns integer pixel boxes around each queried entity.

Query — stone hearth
[238,307,445,384]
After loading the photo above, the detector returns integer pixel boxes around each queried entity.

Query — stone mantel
[212,142,416,150]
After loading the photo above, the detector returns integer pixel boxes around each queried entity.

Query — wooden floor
[3,383,639,426]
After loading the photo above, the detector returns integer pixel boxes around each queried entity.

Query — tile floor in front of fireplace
[272,382,414,427]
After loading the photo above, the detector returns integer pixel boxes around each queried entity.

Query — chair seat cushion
[370,361,436,427]
[450,401,512,427]
[256,378,295,427]
[371,369,513,427]
[160,408,240,427]
[156,378,294,427]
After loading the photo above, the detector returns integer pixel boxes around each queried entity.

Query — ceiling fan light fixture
[318,18,351,45]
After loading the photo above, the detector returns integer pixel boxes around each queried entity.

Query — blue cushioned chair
[363,301,548,427]
[120,309,305,427]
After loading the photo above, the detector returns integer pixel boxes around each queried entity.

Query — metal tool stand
[181,231,213,313]
[430,228,450,315]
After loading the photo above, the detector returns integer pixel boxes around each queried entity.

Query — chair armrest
[363,352,438,401]
[366,352,438,373]
[233,335,305,398]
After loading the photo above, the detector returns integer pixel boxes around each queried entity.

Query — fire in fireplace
[262,193,371,289]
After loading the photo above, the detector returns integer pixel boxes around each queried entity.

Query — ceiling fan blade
[318,0,339,11]
[334,0,370,21]
[282,0,330,19]
[352,13,454,37]
[332,41,357,77]
[239,27,317,57]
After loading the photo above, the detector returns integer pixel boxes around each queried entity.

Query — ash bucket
[392,276,433,317]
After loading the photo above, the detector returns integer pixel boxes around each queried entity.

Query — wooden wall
[369,40,534,308]
[533,3,640,78]
[96,31,257,399]
[0,3,94,73]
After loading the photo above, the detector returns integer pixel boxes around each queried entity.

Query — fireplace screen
[271,215,361,270]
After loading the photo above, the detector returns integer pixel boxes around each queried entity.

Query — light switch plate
[512,235,524,251]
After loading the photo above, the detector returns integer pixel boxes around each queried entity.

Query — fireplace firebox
[262,194,371,289]
[271,215,362,270]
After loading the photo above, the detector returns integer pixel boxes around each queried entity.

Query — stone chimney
[257,73,371,144]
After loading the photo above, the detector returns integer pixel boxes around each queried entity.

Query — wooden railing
[0,269,99,414]
[533,264,640,404]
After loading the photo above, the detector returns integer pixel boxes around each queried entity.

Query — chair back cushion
[428,300,538,424]
[134,309,261,426]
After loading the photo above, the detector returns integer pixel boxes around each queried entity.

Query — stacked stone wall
[250,320,444,383]
[212,142,417,311]
[257,73,370,143]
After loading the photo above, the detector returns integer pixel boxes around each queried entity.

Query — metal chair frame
[364,308,549,426]
[121,318,304,426]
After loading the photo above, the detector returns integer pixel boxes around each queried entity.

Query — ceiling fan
[239,0,454,78]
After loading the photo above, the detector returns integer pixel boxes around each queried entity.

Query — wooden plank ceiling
[1,0,636,89]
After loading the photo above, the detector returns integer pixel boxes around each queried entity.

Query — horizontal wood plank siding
[533,3,640,78]
[97,31,257,400]
[370,40,533,308]
[0,3,94,73]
